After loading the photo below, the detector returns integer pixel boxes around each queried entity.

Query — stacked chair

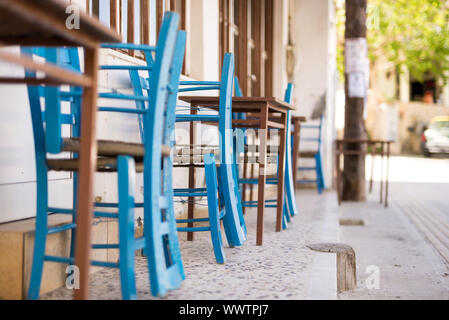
[23,9,303,300]
[130,53,247,263]
[174,54,247,262]
[25,12,185,300]
[296,115,325,193]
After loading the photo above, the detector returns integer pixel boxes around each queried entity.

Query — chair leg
[204,154,225,264]
[219,163,247,247]
[144,157,184,297]
[117,156,137,300]
[282,199,289,230]
[69,173,78,260]
[231,155,247,237]
[284,146,298,217]
[27,204,48,300]
[216,168,233,248]
[27,169,49,300]
[319,156,326,190]
[315,154,324,194]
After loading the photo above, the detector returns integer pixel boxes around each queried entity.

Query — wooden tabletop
[0,0,121,47]
[179,96,296,112]
[0,0,121,86]
[292,116,307,122]
[336,138,395,144]
[0,0,121,300]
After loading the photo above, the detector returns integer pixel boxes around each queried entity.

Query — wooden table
[179,96,295,246]
[291,116,307,189]
[335,139,394,208]
[0,0,121,299]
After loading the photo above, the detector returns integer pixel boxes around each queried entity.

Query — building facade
[0,0,337,224]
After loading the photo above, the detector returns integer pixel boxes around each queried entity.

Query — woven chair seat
[48,138,171,172]
[299,150,319,158]
[61,138,170,159]
[47,157,144,172]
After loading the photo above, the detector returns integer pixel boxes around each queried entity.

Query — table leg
[249,130,258,205]
[336,142,342,205]
[292,120,300,189]
[242,152,248,215]
[276,112,287,232]
[369,142,375,193]
[256,105,268,246]
[385,142,390,208]
[250,154,255,203]
[380,142,384,204]
[73,46,99,300]
[187,105,197,241]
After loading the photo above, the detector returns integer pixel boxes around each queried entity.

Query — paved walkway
[338,183,449,300]
[41,154,449,300]
[41,190,340,300]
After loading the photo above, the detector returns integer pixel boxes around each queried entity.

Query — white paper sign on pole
[348,72,365,98]
[345,38,367,73]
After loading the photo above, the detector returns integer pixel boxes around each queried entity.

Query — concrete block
[307,242,357,294]
[0,215,71,300]
[0,215,120,299]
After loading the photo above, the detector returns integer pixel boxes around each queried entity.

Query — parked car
[421,116,449,157]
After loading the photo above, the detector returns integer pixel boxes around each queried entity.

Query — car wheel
[423,150,431,157]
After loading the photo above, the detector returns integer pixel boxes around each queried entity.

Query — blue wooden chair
[174,152,225,263]
[129,53,247,263]
[296,114,325,193]
[173,53,248,263]
[24,12,185,299]
[233,80,298,229]
[99,13,187,297]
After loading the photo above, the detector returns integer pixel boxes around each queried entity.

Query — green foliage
[336,0,449,84]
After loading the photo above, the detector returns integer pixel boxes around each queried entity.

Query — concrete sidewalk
[41,189,340,300]
[338,188,449,300]
[40,176,449,300]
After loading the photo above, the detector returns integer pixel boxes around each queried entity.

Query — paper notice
[348,72,365,98]
[345,38,367,73]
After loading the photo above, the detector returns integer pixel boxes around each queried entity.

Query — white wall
[0,0,88,223]
[292,0,337,187]
[189,0,219,81]
[0,0,222,223]
[0,48,147,223]
[272,0,290,99]
[0,0,338,223]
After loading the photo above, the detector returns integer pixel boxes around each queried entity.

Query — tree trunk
[342,0,367,201]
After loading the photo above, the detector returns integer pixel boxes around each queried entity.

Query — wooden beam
[264,0,274,97]
[73,46,100,300]
[238,0,248,95]
[127,0,135,56]
[110,0,118,32]
[0,0,121,48]
[156,0,164,38]
[92,0,99,17]
[266,120,284,129]
[141,0,150,44]
[251,0,262,96]
[0,50,92,87]
[0,77,73,85]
